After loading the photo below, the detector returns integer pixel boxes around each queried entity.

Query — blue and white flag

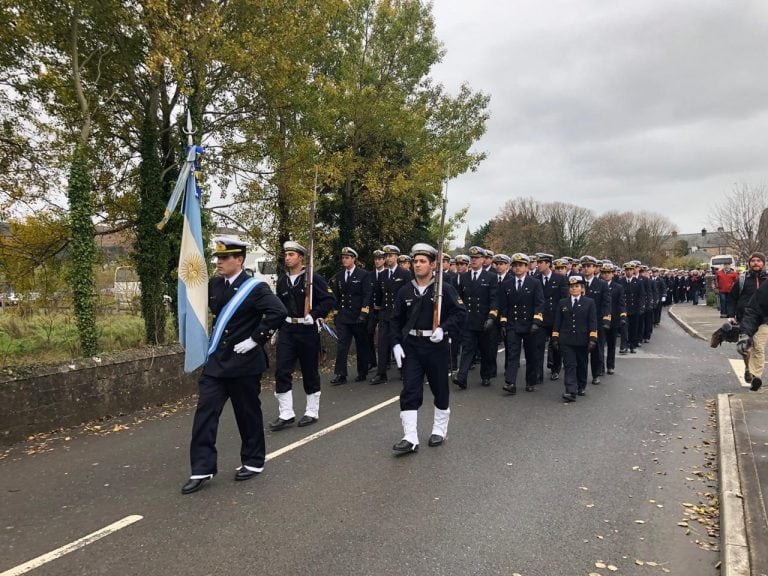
[159,142,209,372]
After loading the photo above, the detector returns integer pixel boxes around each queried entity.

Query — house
[661,228,737,260]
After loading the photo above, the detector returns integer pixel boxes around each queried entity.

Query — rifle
[433,168,449,330]
[305,166,319,317]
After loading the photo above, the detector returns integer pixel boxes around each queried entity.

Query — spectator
[715,262,739,318]
[730,252,768,384]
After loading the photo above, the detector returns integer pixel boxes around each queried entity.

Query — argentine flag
[159,141,209,372]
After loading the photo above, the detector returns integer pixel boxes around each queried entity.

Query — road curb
[718,393,751,576]
[667,305,706,341]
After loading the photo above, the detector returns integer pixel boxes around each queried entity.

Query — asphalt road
[0,316,741,576]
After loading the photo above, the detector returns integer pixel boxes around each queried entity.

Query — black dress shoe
[453,378,467,389]
[330,374,347,385]
[269,416,295,431]
[592,377,601,385]
[354,374,367,382]
[562,393,576,403]
[550,372,559,381]
[619,349,628,355]
[297,415,317,427]
[392,440,418,454]
[428,434,444,447]
[607,368,615,375]
[577,389,586,396]
[751,377,762,392]
[502,383,517,394]
[525,385,535,392]
[481,379,491,387]
[629,348,637,354]
[181,475,211,494]
[369,374,387,385]
[235,466,262,481]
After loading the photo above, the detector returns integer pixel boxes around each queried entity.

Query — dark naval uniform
[331,262,373,381]
[372,265,410,382]
[603,277,626,373]
[618,268,645,352]
[188,269,286,485]
[272,265,335,428]
[584,275,611,382]
[390,262,467,451]
[552,290,598,401]
[498,271,544,393]
[454,267,499,387]
[535,267,569,381]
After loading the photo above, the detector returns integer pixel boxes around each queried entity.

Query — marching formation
[180,237,674,493]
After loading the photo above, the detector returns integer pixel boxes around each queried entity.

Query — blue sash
[207,277,262,356]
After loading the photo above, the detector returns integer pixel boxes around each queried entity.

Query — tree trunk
[135,92,169,344]
[66,143,98,356]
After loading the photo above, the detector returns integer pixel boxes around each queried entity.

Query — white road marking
[728,358,755,388]
[0,515,143,576]
[265,395,400,461]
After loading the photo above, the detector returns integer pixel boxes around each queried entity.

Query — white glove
[393,344,406,368]
[429,327,444,343]
[233,337,257,354]
[304,314,314,325]
[661,296,666,302]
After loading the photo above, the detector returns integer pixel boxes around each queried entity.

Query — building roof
[661,229,733,251]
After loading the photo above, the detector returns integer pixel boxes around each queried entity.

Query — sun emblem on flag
[180,252,208,287]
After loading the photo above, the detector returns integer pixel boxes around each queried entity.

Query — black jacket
[332,267,373,324]
[374,266,411,321]
[535,271,569,327]
[390,281,467,346]
[457,269,499,331]
[584,276,611,327]
[498,274,544,334]
[205,271,287,378]
[552,296,598,347]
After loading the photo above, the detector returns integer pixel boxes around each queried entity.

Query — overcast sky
[429,0,768,238]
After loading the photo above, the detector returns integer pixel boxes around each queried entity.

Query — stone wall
[0,335,342,446]
[0,345,198,445]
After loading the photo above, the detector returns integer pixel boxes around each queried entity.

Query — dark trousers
[190,373,265,476]
[589,328,605,378]
[619,321,629,351]
[334,321,369,377]
[275,325,321,395]
[457,329,496,382]
[448,328,462,371]
[653,302,663,325]
[366,313,378,368]
[400,336,450,411]
[605,325,620,369]
[627,313,640,349]
[376,315,395,377]
[504,330,538,387]
[561,344,588,395]
[536,325,562,381]
[643,308,654,339]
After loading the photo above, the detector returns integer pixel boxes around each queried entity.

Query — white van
[709,254,735,273]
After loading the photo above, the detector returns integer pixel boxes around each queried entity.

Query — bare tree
[590,210,676,265]
[544,201,594,257]
[709,183,768,260]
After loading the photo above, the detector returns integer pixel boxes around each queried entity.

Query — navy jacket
[535,271,569,327]
[332,267,373,324]
[457,269,499,331]
[205,271,287,378]
[390,281,467,347]
[374,266,411,321]
[552,296,598,347]
[605,281,627,329]
[498,274,544,334]
[276,270,335,321]
[584,276,611,327]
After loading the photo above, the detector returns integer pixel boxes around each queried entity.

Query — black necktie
[498,275,502,283]
[517,279,522,291]
[224,279,230,289]
[473,272,477,282]
[543,276,548,287]
[346,271,350,283]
